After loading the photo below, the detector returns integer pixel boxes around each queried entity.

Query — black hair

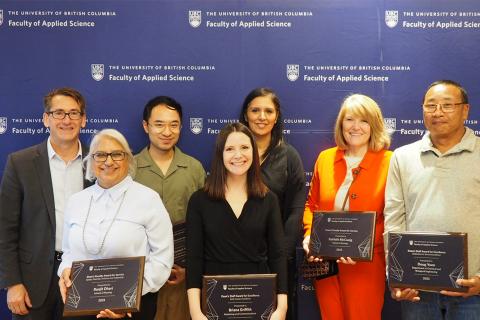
[143,96,183,122]
[239,88,284,160]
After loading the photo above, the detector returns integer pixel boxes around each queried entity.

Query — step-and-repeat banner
[1,0,480,318]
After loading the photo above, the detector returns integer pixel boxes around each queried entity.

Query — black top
[186,189,288,293]
[261,142,306,258]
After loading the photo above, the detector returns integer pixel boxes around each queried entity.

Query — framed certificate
[309,211,376,261]
[388,232,468,292]
[202,274,276,320]
[63,256,145,316]
[173,220,187,267]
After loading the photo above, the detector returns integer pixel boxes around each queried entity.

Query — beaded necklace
[82,191,127,255]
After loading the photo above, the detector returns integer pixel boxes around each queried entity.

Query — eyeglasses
[422,103,465,113]
[92,151,126,162]
[148,122,181,133]
[47,110,84,120]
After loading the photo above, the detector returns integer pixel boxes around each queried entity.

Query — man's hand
[7,283,32,315]
[441,276,480,297]
[390,287,420,302]
[167,264,186,285]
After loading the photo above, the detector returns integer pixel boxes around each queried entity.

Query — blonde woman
[303,94,392,320]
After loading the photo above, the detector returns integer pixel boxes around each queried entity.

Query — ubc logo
[0,117,7,134]
[223,285,228,290]
[409,240,414,245]
[385,10,399,28]
[286,64,299,82]
[91,64,104,81]
[190,118,203,135]
[0,10,4,26]
[189,10,201,28]
[384,118,396,133]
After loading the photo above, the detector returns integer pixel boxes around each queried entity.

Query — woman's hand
[336,257,357,265]
[97,309,131,318]
[270,294,287,320]
[188,288,208,320]
[190,310,208,320]
[270,308,287,320]
[58,268,72,303]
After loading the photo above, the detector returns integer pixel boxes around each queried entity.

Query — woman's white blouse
[58,176,174,295]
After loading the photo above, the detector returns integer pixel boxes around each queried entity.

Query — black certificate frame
[388,231,468,293]
[173,220,187,268]
[63,256,145,317]
[309,211,376,261]
[202,274,277,320]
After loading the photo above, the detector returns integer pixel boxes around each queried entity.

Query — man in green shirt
[134,96,206,320]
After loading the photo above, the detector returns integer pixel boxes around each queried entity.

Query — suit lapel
[81,142,93,188]
[34,141,56,229]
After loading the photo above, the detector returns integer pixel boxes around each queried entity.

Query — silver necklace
[82,191,127,255]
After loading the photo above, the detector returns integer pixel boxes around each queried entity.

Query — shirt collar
[92,175,132,201]
[170,146,189,168]
[420,127,476,155]
[334,147,378,171]
[47,137,82,161]
[136,146,189,171]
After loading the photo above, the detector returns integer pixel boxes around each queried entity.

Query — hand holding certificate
[440,275,480,298]
[308,211,376,261]
[61,256,145,317]
[387,232,468,293]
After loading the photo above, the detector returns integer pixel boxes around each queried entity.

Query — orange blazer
[303,147,392,253]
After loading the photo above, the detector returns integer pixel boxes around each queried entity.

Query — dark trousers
[12,258,64,320]
[63,291,158,320]
[286,258,298,320]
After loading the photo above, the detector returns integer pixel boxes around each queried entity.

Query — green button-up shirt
[134,146,206,224]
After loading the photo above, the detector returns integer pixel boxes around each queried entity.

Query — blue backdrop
[1,0,480,318]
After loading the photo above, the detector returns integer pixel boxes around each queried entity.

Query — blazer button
[351,193,358,199]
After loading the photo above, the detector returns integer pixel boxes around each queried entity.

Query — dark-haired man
[0,88,91,319]
[134,96,205,320]
[384,80,480,319]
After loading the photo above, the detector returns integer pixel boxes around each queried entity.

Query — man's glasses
[47,110,84,120]
[148,122,181,133]
[422,103,465,113]
[92,151,126,162]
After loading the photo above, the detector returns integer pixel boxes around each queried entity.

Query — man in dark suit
[0,87,89,319]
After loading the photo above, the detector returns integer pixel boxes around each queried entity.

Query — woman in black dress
[186,123,288,320]
[240,88,306,320]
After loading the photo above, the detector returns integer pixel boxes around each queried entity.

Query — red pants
[313,252,385,320]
